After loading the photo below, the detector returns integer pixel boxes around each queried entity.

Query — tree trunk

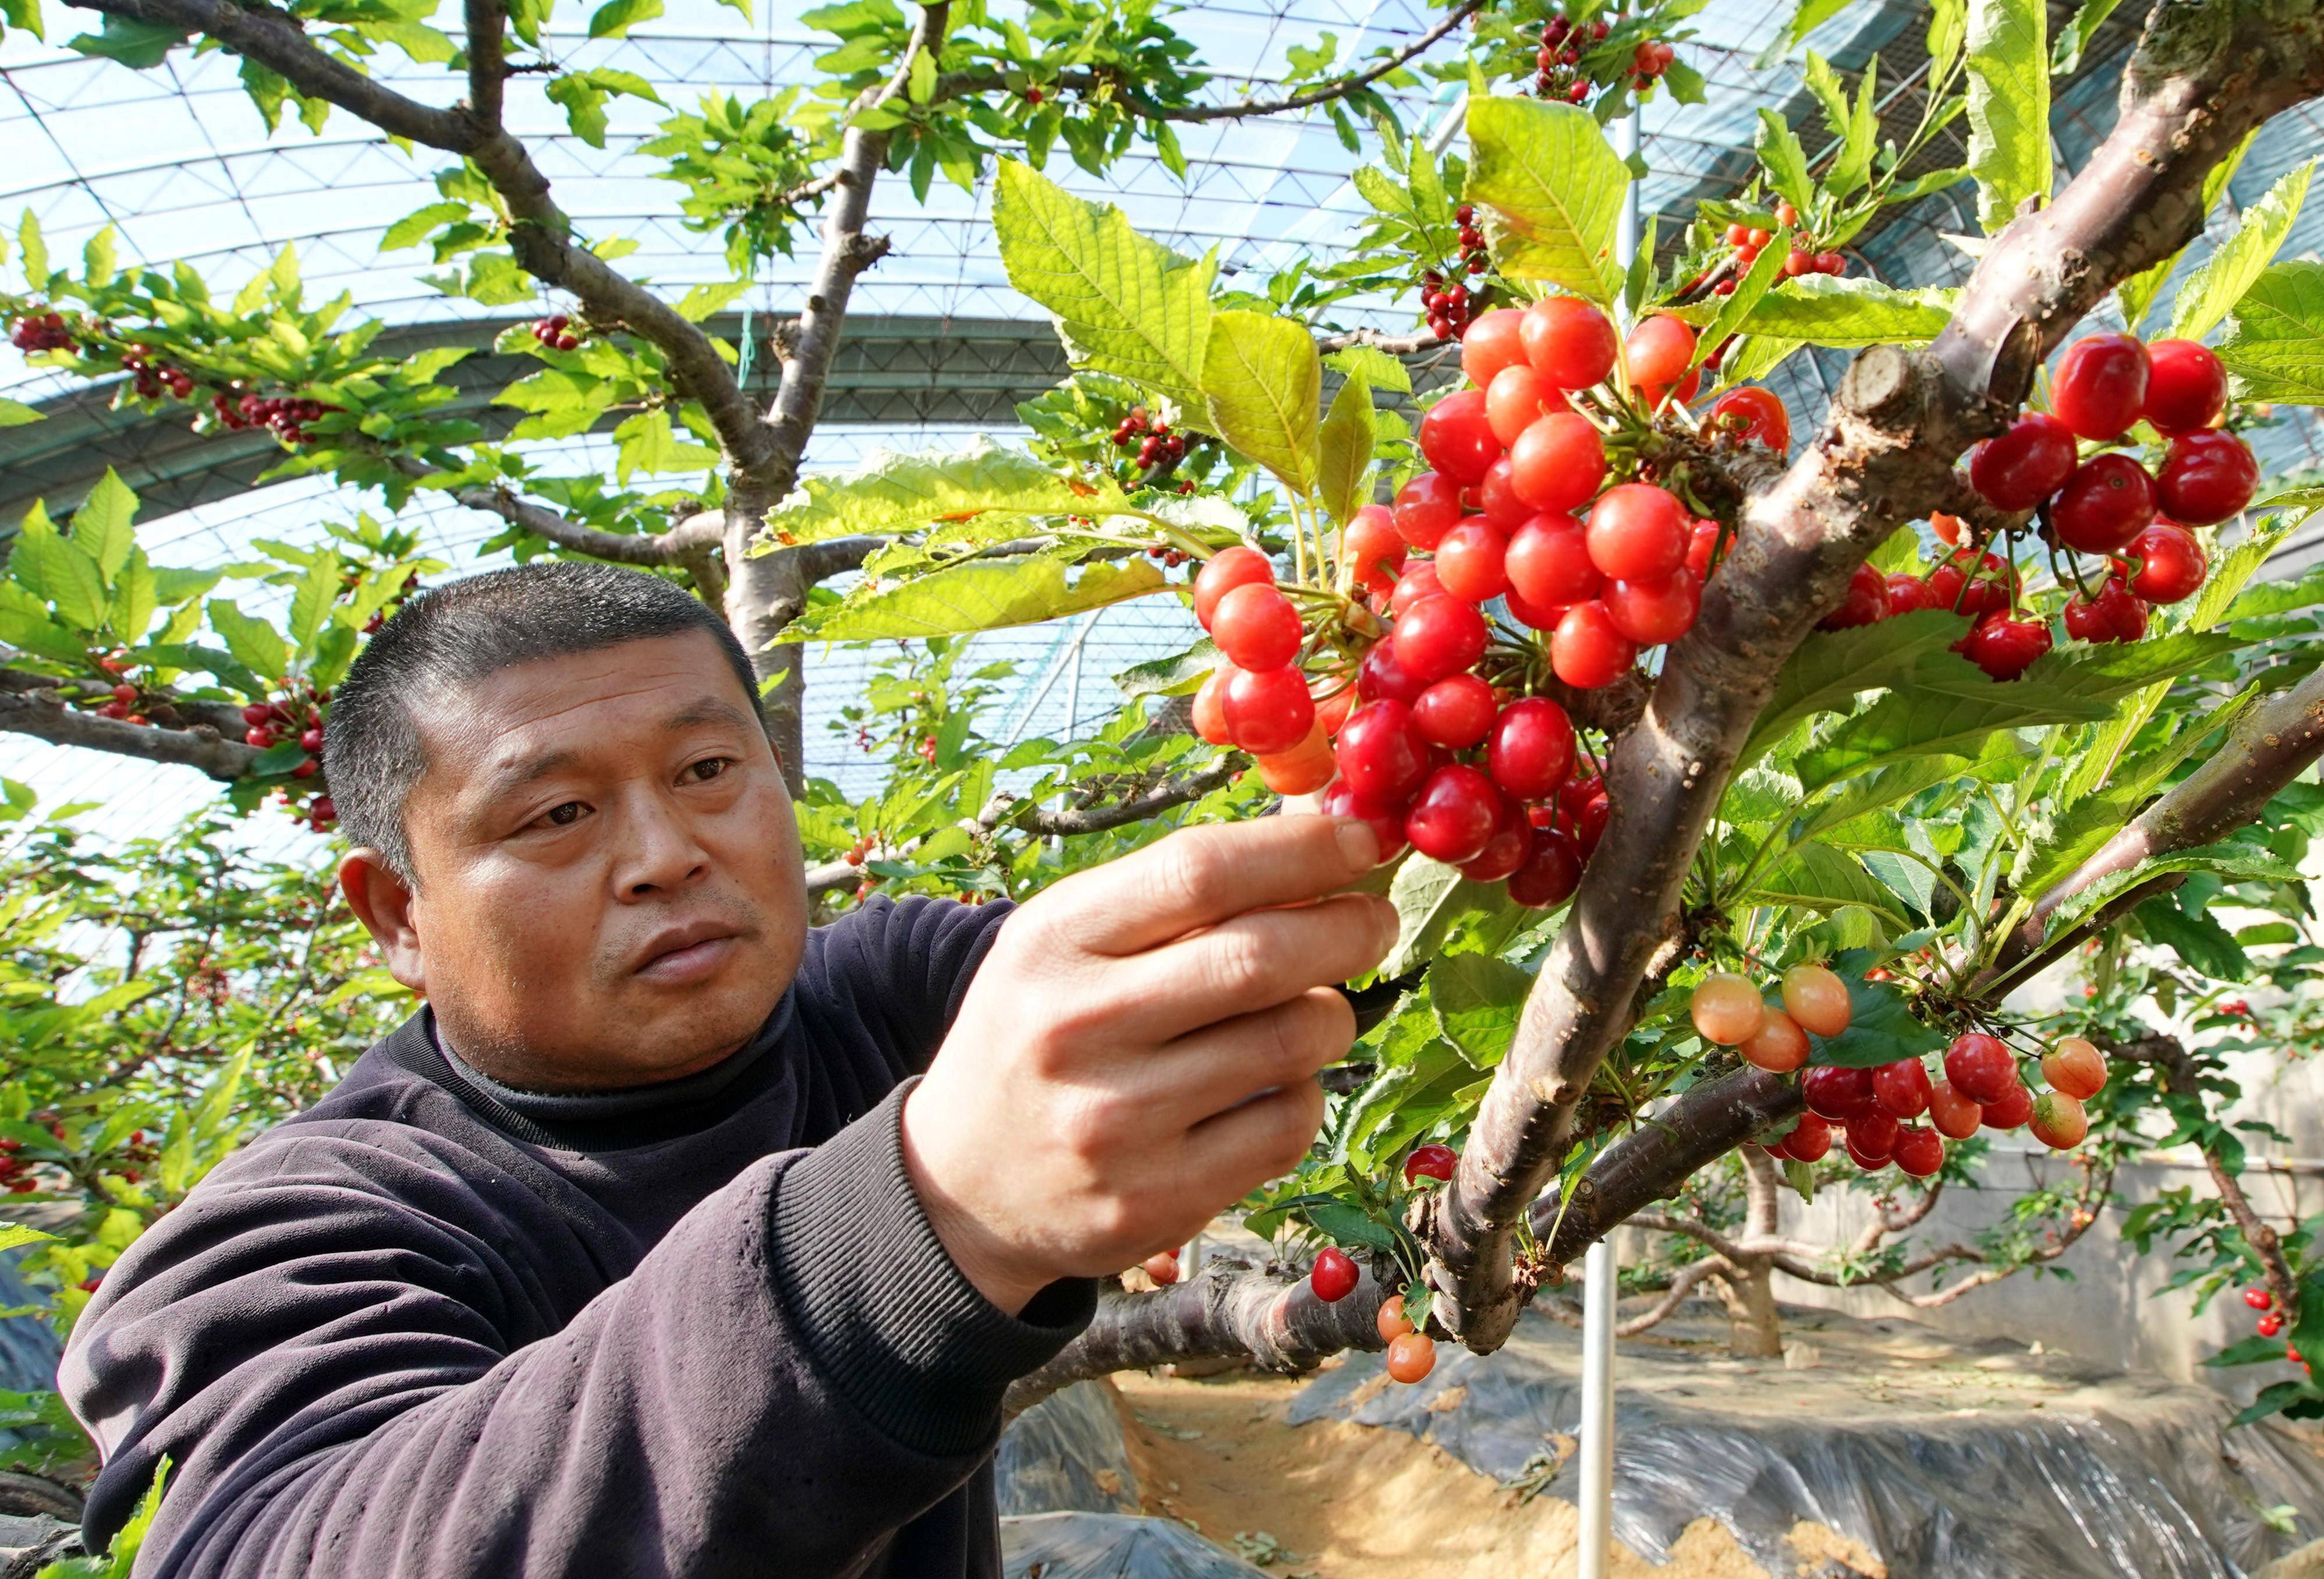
[1716,1148,1787,1360]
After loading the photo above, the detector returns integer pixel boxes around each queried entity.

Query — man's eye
[544,802,585,826]
[685,757,731,783]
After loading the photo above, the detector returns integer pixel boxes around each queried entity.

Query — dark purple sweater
[59,895,1093,1578]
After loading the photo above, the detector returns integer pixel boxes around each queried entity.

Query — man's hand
[901,816,1396,1314]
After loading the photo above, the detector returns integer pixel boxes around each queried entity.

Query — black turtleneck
[58,894,1093,1578]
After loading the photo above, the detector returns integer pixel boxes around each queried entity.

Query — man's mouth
[633,920,748,982]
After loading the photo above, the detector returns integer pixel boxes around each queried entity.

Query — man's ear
[339,849,428,998]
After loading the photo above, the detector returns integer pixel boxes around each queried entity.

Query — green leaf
[545,75,612,147]
[1692,225,1789,370]
[0,1222,54,1254]
[1,0,44,41]
[1202,310,1320,500]
[2170,160,2313,342]
[82,225,116,289]
[17,210,47,287]
[2137,894,2251,981]
[67,13,188,67]
[1113,639,1218,699]
[0,398,40,427]
[1462,97,1630,306]
[287,550,339,656]
[673,281,750,322]
[1316,375,1374,527]
[378,201,470,253]
[108,551,155,646]
[1377,857,1522,978]
[1806,950,1949,1068]
[2042,837,2300,939]
[1429,953,1532,1066]
[0,607,87,664]
[1743,842,1914,928]
[2051,0,2121,73]
[612,409,720,482]
[908,43,937,104]
[588,0,662,37]
[2220,261,2324,404]
[9,502,105,630]
[1964,0,2050,232]
[1742,609,1972,767]
[136,642,264,697]
[2227,559,2324,621]
[791,556,1166,642]
[1304,1200,1401,1256]
[1730,276,1957,347]
[73,469,138,586]
[204,599,290,681]
[993,160,1214,416]
[764,443,1131,543]
[1324,345,1411,395]
[1755,109,1816,220]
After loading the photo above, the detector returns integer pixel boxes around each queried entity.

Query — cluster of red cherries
[242,688,338,830]
[1420,271,1480,343]
[9,306,77,353]
[1716,202,1849,291]
[1111,405,1189,477]
[119,343,195,402]
[1531,13,1610,104]
[0,1137,40,1196]
[1693,964,2107,1173]
[1447,202,1490,289]
[211,391,342,447]
[1939,334,2249,668]
[530,314,585,352]
[1294,1142,1459,1382]
[2242,1286,2310,1369]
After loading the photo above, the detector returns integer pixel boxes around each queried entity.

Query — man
[61,561,1394,1577]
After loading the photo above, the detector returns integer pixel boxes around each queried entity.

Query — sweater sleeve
[803,896,1015,1078]
[61,1082,1091,1578]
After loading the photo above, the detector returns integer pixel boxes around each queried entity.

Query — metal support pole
[1577,107,1643,1579]
[1576,1238,1617,1577]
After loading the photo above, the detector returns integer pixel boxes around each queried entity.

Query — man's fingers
[1039,817,1384,956]
[1107,893,1396,1044]
[1181,1078,1329,1204]
[1143,988,1356,1127]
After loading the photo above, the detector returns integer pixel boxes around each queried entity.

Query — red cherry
[1943,1032,2017,1105]
[1635,363,1702,411]
[2050,332,2150,441]
[1818,562,1890,631]
[2049,453,2156,554]
[1193,547,1275,628]
[1550,601,1636,689]
[1844,1137,1892,1171]
[1404,1143,1458,1184]
[1412,673,1498,748]
[1477,460,1534,531]
[1785,1111,1834,1162]
[1143,1251,1179,1285]
[1459,795,1535,882]
[1802,1065,1876,1122]
[1335,700,1432,803]
[2142,339,2228,435]
[245,727,273,748]
[1624,314,1696,389]
[1871,1059,1932,1119]
[1342,505,1407,597]
[1501,582,1564,631]
[1388,561,1446,619]
[1891,1125,1944,1178]
[1508,413,1607,512]
[1846,1109,1900,1163]
[1883,573,1943,615]
[1603,568,1701,645]
[1928,1080,1982,1139]
[1506,512,1602,607]
[1981,1082,2034,1131]
[1419,388,1503,485]
[1460,309,1531,389]
[2127,522,2207,603]
[1310,1247,1361,1302]
[292,757,320,778]
[1969,413,2078,511]
[2064,575,2148,642]
[2156,430,2258,525]
[1706,386,1791,452]
[1391,596,1489,683]
[1223,665,1315,754]
[2247,1287,2277,1312]
[1210,583,1304,670]
[1521,296,1618,389]
[1508,829,1583,907]
[1574,791,1609,857]
[1486,364,1566,447]
[240,702,274,727]
[300,727,325,753]
[1585,484,1686,581]
[1320,778,1411,862]
[1433,520,1510,603]
[2042,1036,2109,1100]
[1193,668,1235,744]
[1486,697,1578,800]
[1960,615,2051,681]
[1387,1332,1437,1383]
[1685,519,1720,580]
[1405,764,1502,864]
[1930,511,1965,546]
[2259,1312,2286,1338]
[1393,473,1465,551]
[1356,640,1429,707]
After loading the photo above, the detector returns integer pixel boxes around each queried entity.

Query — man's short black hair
[323,561,763,881]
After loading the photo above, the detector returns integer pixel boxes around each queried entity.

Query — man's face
[346,631,807,1091]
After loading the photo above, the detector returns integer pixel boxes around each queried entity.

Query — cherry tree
[4,0,2324,1438]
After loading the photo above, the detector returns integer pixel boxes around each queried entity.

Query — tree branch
[1425,0,2324,1355]
[0,687,262,782]
[976,757,1242,838]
